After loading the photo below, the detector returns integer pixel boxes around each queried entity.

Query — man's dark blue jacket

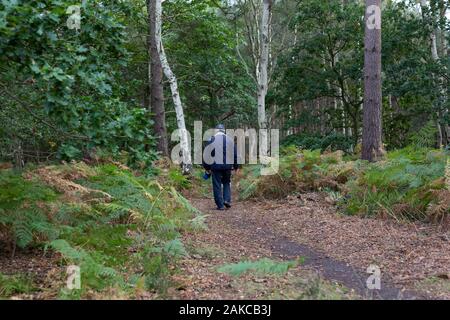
[203,132,239,171]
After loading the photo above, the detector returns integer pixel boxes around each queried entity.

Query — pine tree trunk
[155,0,192,173]
[362,0,384,162]
[439,0,449,146]
[148,0,169,157]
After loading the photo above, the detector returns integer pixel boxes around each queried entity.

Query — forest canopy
[0,0,449,302]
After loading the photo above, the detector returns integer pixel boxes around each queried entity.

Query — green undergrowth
[218,258,302,277]
[152,159,212,198]
[0,162,207,299]
[344,147,448,221]
[0,273,37,299]
[238,146,449,222]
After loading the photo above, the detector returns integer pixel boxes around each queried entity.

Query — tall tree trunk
[438,0,449,146]
[421,0,447,148]
[148,0,169,157]
[420,0,440,60]
[257,0,272,130]
[362,0,384,162]
[154,0,192,173]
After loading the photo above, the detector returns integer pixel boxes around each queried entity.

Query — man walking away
[203,124,240,210]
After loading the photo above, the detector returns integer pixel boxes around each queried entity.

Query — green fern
[409,121,438,149]
[162,238,188,258]
[218,258,302,277]
[0,172,59,248]
[1,163,206,298]
[190,214,209,231]
[168,187,208,230]
[49,239,120,290]
[14,220,33,248]
[0,273,36,298]
[169,187,202,215]
[5,208,58,248]
[95,202,132,222]
[49,239,88,262]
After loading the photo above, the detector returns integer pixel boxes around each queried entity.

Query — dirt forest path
[175,192,450,300]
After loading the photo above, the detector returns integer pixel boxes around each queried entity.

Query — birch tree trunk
[148,0,169,157]
[257,0,272,130]
[236,0,273,132]
[420,0,446,148]
[420,1,440,60]
[154,0,192,173]
[361,0,385,162]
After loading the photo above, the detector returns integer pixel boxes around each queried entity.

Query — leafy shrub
[0,1,158,171]
[56,102,159,173]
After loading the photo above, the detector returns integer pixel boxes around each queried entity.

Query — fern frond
[98,267,117,278]
[169,187,202,215]
[50,239,88,262]
[409,121,438,149]
[218,258,302,277]
[162,238,188,258]
[190,214,209,231]
[14,221,33,248]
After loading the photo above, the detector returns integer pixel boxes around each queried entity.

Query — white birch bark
[155,0,192,172]
[420,0,445,148]
[236,0,273,134]
[431,32,440,61]
[257,0,272,130]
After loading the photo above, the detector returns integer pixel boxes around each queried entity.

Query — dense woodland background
[0,0,449,300]
[1,0,448,168]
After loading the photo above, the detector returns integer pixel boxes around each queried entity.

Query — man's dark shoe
[224,202,231,209]
[217,207,225,211]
